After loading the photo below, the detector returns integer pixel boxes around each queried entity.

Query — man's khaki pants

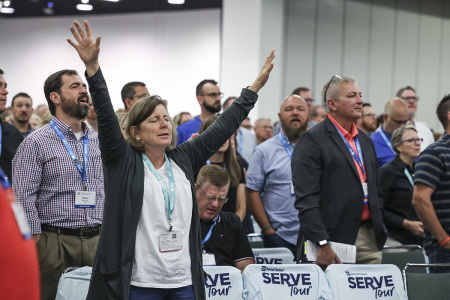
[37,231,99,300]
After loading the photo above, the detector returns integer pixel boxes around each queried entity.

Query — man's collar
[52,116,88,136]
[327,113,358,138]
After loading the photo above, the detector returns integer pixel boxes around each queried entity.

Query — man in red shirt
[292,76,387,268]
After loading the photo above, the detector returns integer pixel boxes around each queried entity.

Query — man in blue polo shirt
[371,98,409,167]
[177,79,222,145]
[246,95,309,254]
[413,94,450,273]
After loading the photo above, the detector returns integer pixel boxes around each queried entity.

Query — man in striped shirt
[12,69,104,300]
[413,94,450,273]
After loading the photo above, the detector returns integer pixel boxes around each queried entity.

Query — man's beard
[61,95,90,119]
[204,102,221,114]
[281,117,308,142]
[15,116,30,125]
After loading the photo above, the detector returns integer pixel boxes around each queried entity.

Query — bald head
[383,98,410,136]
[278,95,309,143]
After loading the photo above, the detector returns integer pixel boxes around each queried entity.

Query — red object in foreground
[0,184,40,299]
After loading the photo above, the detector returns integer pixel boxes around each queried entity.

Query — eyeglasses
[388,115,409,125]
[323,75,343,105]
[199,190,228,204]
[400,138,423,144]
[133,93,150,99]
[402,96,419,102]
[202,92,224,98]
[303,98,315,104]
[362,113,376,118]
[256,125,273,130]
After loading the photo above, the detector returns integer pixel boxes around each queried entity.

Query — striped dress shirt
[12,117,104,235]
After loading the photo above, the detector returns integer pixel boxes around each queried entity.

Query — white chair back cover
[242,264,332,300]
[55,266,92,300]
[204,266,243,300]
[253,247,295,264]
[325,264,407,300]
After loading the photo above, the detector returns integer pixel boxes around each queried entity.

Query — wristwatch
[318,239,329,247]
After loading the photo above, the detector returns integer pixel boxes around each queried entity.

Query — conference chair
[252,247,295,264]
[242,264,332,299]
[325,264,407,300]
[55,266,92,300]
[204,265,243,300]
[382,245,426,273]
[403,263,450,300]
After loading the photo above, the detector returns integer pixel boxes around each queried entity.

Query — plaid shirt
[12,117,104,234]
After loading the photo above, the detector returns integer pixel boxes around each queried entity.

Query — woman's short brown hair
[125,95,177,153]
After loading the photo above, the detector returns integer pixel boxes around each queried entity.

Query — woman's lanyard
[404,168,414,187]
[143,153,176,231]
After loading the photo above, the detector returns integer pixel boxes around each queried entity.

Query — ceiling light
[0,7,14,13]
[0,2,3,9]
[3,0,10,7]
[76,4,93,11]
[103,0,120,2]
[47,2,53,8]
[168,0,185,4]
[81,0,89,3]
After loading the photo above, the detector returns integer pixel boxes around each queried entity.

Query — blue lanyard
[279,132,293,159]
[0,167,9,189]
[377,127,395,154]
[238,130,243,155]
[202,215,219,248]
[143,154,176,226]
[333,124,365,175]
[50,120,89,190]
[404,168,414,187]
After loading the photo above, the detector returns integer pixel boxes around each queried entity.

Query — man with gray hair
[292,75,387,268]
[253,118,273,144]
[371,98,410,167]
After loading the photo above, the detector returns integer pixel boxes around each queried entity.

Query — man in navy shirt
[413,94,450,273]
[371,98,409,167]
[177,79,222,145]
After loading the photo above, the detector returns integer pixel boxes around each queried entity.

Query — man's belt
[360,218,372,228]
[41,224,101,239]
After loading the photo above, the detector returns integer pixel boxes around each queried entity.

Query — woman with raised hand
[67,20,274,300]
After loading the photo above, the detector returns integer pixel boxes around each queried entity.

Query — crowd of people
[2,19,450,299]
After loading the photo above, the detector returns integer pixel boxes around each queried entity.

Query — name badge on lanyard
[50,120,95,208]
[202,215,219,264]
[279,133,295,196]
[142,153,181,252]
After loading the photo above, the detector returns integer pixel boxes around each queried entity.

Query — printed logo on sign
[204,273,232,297]
[172,233,177,239]
[261,266,266,271]
[347,274,396,299]
[262,272,312,296]
[256,257,282,264]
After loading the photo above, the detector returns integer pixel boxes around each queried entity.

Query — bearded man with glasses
[196,165,254,273]
[177,79,223,145]
[396,85,435,152]
[371,98,410,167]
